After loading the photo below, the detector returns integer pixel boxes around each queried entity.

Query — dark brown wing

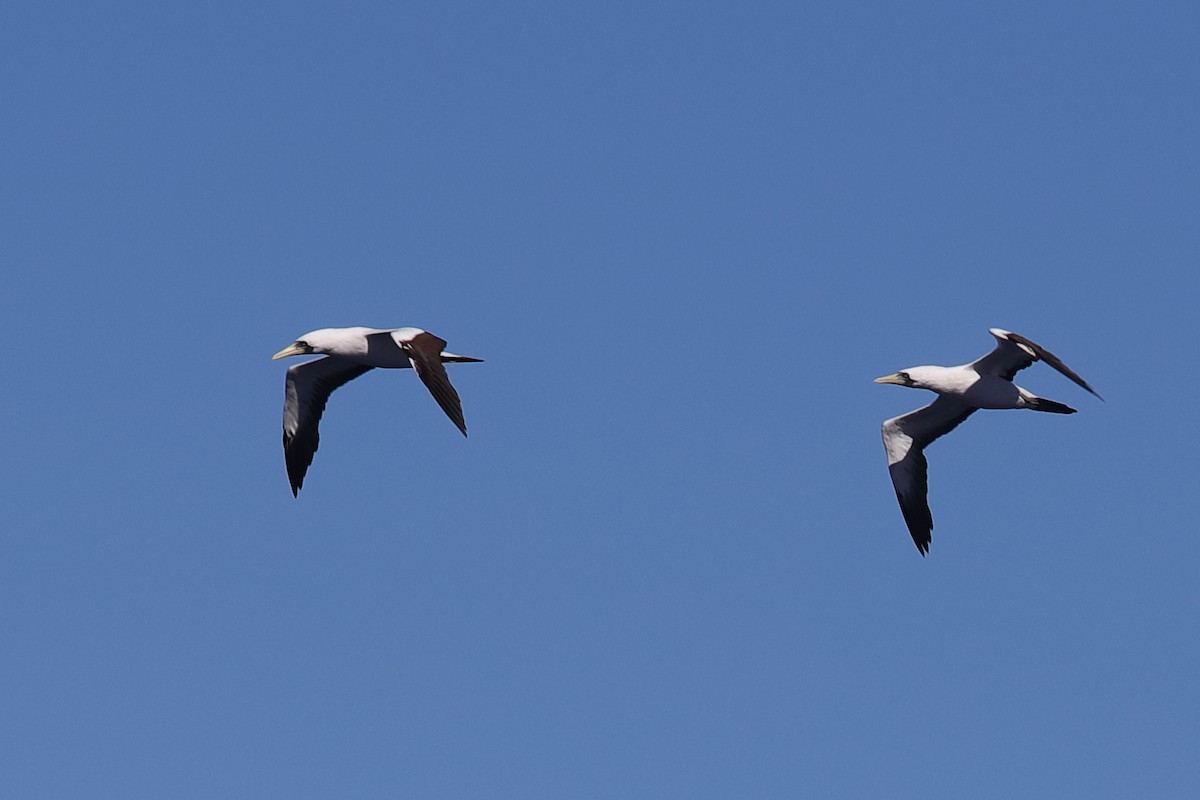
[394,330,468,435]
[1004,331,1102,399]
[970,331,1036,381]
[972,328,1102,398]
[282,358,372,496]
[882,396,977,555]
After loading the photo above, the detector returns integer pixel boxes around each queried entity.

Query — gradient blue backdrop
[2,2,1197,797]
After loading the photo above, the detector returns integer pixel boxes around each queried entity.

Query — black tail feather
[1026,397,1077,414]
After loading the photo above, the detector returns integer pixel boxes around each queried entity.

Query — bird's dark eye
[296,340,309,349]
[899,372,910,381]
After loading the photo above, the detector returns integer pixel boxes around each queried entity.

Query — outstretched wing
[391,329,469,435]
[282,358,372,496]
[972,328,1102,399]
[882,395,976,555]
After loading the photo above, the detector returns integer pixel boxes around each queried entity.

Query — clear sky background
[2,2,1197,797]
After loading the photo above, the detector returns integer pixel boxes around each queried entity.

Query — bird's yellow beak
[272,343,307,360]
[874,373,907,385]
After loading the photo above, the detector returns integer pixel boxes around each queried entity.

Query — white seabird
[875,328,1101,555]
[272,326,482,496]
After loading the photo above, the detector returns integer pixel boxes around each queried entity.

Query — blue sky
[2,1,1197,797]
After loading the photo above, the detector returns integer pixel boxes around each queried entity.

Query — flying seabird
[875,328,1101,555]
[272,326,482,496]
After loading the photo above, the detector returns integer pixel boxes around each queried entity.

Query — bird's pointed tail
[1025,396,1077,414]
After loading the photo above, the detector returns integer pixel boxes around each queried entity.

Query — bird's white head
[272,329,344,360]
[873,366,941,390]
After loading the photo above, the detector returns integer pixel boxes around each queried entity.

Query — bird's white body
[289,326,473,369]
[896,365,1029,410]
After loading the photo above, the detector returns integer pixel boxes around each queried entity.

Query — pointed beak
[874,373,907,385]
[272,343,307,360]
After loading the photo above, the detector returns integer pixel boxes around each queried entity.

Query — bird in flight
[875,328,1101,555]
[272,326,482,496]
